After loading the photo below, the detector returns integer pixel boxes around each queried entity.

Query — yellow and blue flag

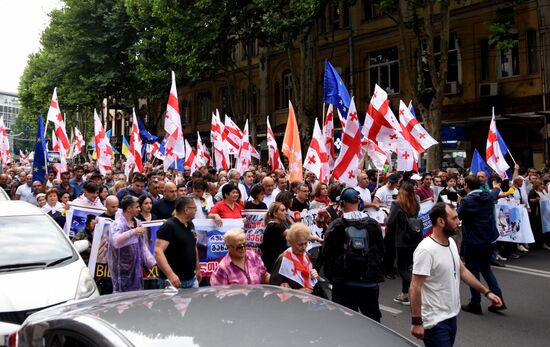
[122,135,129,158]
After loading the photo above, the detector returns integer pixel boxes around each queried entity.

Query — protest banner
[242,209,268,249]
[541,197,550,233]
[141,220,166,254]
[88,217,111,277]
[299,208,324,251]
[64,204,105,238]
[194,218,244,277]
[88,218,162,284]
[419,200,434,237]
[496,200,535,243]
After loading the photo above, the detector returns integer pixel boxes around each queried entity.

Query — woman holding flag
[269,223,319,294]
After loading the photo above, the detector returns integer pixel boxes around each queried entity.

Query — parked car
[0,201,98,345]
[13,285,417,347]
[0,188,9,201]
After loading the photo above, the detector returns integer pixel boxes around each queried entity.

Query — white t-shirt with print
[374,185,398,206]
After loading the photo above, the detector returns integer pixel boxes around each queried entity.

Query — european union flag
[470,148,491,176]
[32,114,48,184]
[323,59,351,118]
[138,118,162,144]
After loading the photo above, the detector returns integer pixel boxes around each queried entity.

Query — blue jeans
[424,316,457,347]
[463,244,503,303]
[180,276,199,289]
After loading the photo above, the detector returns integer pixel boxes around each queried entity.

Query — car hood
[25,286,418,347]
[0,259,82,312]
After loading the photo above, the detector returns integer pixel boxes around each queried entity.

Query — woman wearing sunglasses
[210,228,270,286]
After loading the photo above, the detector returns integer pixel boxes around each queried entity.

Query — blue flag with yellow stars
[32,114,48,184]
[323,59,351,118]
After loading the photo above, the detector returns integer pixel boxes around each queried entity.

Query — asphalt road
[377,248,550,346]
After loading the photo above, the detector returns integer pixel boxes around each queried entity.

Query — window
[283,71,293,105]
[241,89,248,115]
[199,92,211,121]
[251,85,258,114]
[498,33,519,78]
[343,1,350,28]
[219,88,229,116]
[274,81,281,109]
[363,0,374,21]
[480,39,489,81]
[332,4,340,30]
[527,29,538,74]
[368,47,399,95]
[421,33,462,84]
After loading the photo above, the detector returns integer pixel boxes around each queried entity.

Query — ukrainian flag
[122,135,129,158]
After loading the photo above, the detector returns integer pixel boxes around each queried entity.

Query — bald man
[152,182,178,219]
[262,177,278,208]
[100,196,120,219]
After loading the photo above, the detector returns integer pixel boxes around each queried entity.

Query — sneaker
[542,244,550,251]
[393,295,410,305]
[518,245,529,253]
[496,254,507,261]
[462,302,482,314]
[490,260,506,267]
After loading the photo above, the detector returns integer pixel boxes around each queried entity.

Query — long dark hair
[397,181,419,216]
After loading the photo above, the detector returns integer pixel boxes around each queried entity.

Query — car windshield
[0,215,75,268]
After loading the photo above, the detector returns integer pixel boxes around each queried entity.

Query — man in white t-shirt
[15,174,33,201]
[410,203,502,346]
[373,174,399,208]
[354,172,379,209]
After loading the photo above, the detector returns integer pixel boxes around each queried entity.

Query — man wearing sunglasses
[155,196,201,289]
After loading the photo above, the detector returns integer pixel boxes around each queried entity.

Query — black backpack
[342,218,384,283]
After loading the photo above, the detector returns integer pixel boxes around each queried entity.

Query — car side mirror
[73,240,90,254]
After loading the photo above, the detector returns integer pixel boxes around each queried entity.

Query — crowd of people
[1,159,550,346]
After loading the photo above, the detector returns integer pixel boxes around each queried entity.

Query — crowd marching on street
[1,69,550,347]
[2,158,550,345]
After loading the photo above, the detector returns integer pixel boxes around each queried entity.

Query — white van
[0,201,98,345]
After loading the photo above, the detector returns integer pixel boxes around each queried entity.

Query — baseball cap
[337,188,360,204]
[387,174,400,183]
[411,173,422,180]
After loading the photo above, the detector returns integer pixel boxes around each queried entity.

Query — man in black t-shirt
[154,196,201,288]
[152,182,177,219]
[290,183,310,213]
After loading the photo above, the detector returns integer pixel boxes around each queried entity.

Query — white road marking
[380,304,403,315]
[493,264,550,278]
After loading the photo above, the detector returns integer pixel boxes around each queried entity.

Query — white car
[0,201,98,346]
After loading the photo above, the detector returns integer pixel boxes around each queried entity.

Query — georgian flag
[211,111,229,170]
[236,120,252,175]
[223,115,260,159]
[362,138,388,171]
[322,105,335,169]
[332,97,361,187]
[365,84,404,153]
[19,150,29,164]
[94,109,113,175]
[74,127,85,156]
[202,143,211,167]
[184,139,198,173]
[164,71,185,171]
[51,130,68,177]
[278,248,317,289]
[398,100,437,154]
[195,132,207,168]
[397,139,418,172]
[267,116,284,171]
[124,108,144,177]
[46,88,70,153]
[303,118,330,183]
[486,108,510,176]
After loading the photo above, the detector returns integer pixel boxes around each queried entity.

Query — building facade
[177,0,550,169]
[0,91,20,152]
